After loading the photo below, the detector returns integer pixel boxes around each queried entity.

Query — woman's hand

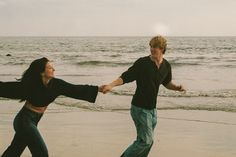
[98,85,106,93]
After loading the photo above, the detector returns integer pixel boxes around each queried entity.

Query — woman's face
[43,62,55,79]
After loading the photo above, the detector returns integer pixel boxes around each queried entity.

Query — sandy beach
[0,100,236,157]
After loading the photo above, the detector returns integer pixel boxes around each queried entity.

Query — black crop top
[0,78,99,107]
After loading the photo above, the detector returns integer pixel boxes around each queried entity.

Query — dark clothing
[2,106,47,157]
[1,78,98,156]
[0,77,99,107]
[120,56,172,110]
[0,81,23,100]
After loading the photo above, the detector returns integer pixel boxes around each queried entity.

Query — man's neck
[150,55,163,66]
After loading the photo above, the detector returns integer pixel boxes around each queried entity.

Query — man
[102,36,186,157]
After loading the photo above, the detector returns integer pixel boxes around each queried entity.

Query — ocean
[0,36,236,112]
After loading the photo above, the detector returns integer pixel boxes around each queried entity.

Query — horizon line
[0,35,236,38]
[0,34,236,37]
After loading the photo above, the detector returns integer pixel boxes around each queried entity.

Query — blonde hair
[149,36,167,54]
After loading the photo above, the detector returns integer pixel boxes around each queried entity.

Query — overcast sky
[0,0,236,36]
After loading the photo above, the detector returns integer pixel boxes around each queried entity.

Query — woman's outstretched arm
[0,81,24,99]
[52,78,100,103]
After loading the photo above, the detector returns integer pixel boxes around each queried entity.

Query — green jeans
[121,105,157,157]
[2,106,48,157]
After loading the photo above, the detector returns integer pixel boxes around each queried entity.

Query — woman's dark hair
[18,57,49,102]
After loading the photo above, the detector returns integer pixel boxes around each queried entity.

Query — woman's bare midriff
[24,101,47,113]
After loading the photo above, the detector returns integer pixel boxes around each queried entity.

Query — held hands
[98,84,113,94]
[98,85,106,93]
[98,78,123,94]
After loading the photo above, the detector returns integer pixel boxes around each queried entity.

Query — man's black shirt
[120,55,172,110]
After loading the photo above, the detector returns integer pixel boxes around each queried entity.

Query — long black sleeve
[53,78,99,103]
[0,81,24,99]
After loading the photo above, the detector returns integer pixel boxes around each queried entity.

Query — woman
[0,57,103,157]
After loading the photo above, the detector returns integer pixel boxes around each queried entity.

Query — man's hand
[176,84,186,92]
[101,85,113,94]
[165,81,186,92]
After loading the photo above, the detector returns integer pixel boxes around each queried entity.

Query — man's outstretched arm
[102,77,124,94]
[164,81,186,92]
